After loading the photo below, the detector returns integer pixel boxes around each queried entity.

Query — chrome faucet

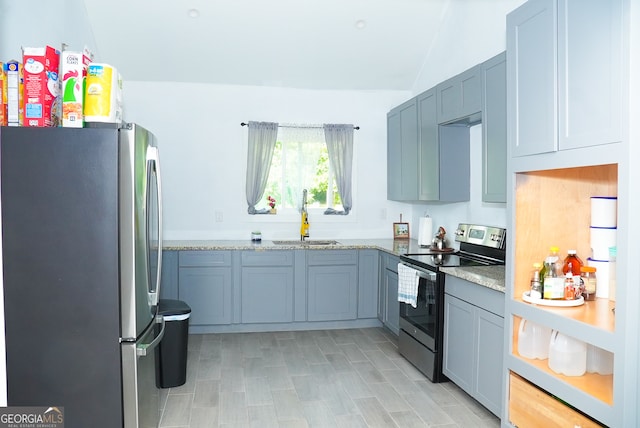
[300,189,310,241]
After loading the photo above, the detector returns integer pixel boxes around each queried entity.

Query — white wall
[123,82,412,240]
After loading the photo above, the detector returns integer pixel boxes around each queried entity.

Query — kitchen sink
[272,240,340,246]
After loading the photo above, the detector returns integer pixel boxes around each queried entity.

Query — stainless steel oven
[398,223,506,383]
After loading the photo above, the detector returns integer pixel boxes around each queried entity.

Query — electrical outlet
[215,211,223,222]
[380,208,387,220]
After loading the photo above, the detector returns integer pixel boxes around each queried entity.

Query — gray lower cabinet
[240,251,294,323]
[179,251,233,325]
[358,249,379,319]
[378,252,400,334]
[443,275,504,416]
[158,250,179,300]
[307,250,358,321]
[482,52,507,203]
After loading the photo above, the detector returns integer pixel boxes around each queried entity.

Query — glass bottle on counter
[530,263,543,299]
[581,266,597,301]
[562,250,583,276]
[542,246,563,299]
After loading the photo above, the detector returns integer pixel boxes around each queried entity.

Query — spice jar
[581,266,597,301]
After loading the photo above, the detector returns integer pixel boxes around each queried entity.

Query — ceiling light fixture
[355,19,366,29]
[188,8,200,18]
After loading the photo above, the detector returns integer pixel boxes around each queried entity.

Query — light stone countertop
[163,239,506,292]
[439,265,506,293]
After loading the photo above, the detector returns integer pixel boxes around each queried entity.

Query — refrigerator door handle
[136,315,165,357]
[147,146,163,307]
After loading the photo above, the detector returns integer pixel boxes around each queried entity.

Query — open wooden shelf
[515,297,616,332]
[512,315,614,405]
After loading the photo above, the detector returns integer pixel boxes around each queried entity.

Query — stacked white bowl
[589,197,617,298]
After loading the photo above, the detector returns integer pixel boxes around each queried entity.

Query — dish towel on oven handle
[397,263,419,308]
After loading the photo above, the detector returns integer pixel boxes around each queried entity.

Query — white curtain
[245,121,278,214]
[323,124,354,214]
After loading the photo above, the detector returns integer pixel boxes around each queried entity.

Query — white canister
[587,258,610,299]
[590,226,617,260]
[590,196,617,228]
[518,318,552,360]
[548,330,587,376]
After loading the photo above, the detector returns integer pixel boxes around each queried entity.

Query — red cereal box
[22,46,61,127]
[0,63,6,126]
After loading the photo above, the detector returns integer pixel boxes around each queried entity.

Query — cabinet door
[436,65,482,124]
[417,88,439,201]
[307,265,357,321]
[384,267,400,335]
[443,294,474,391]
[387,98,419,201]
[179,266,232,325]
[482,52,507,203]
[241,266,294,323]
[158,250,179,300]
[507,0,557,157]
[474,309,504,416]
[358,250,379,319]
[557,0,623,150]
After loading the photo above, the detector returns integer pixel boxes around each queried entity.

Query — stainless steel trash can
[157,299,191,388]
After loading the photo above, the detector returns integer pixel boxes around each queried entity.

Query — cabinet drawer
[241,250,293,266]
[179,251,232,267]
[445,275,504,317]
[384,254,400,272]
[509,373,602,428]
[307,250,357,266]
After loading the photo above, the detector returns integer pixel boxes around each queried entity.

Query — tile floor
[159,327,501,427]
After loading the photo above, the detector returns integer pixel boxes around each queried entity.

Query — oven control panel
[455,223,506,249]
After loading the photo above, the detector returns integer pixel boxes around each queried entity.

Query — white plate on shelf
[522,291,585,307]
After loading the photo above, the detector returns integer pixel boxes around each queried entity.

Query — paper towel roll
[590,226,617,260]
[418,217,433,247]
[591,196,617,228]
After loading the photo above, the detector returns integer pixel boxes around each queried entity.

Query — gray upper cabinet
[482,52,507,203]
[508,0,622,157]
[507,0,557,157]
[436,64,482,124]
[557,0,622,150]
[417,89,439,201]
[387,87,470,203]
[387,98,419,201]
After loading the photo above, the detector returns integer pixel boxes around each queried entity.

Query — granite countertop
[163,238,426,257]
[440,265,506,293]
[163,238,506,292]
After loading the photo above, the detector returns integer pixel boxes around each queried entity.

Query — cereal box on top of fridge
[6,60,23,127]
[61,47,93,127]
[22,45,61,127]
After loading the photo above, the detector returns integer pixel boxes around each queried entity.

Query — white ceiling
[82,0,450,91]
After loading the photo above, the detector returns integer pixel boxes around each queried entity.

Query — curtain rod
[240,122,360,130]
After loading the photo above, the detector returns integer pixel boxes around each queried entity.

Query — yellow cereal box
[6,60,24,127]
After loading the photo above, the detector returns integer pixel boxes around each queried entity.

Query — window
[245,122,353,215]
[259,128,342,212]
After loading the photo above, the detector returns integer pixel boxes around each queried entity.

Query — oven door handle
[401,263,437,281]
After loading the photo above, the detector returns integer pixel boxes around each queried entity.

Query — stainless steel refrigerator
[0,123,164,428]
